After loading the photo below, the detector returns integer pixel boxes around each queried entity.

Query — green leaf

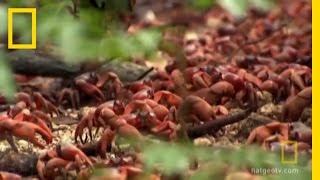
[78,9,106,38]
[189,170,216,180]
[249,0,276,12]
[95,0,106,8]
[0,6,7,36]
[133,30,161,55]
[59,19,86,64]
[218,0,248,17]
[12,13,33,44]
[142,143,189,175]
[189,0,216,10]
[0,52,16,101]
[7,0,37,7]
[92,0,133,11]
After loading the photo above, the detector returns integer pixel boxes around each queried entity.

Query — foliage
[1,0,278,59]
[0,51,16,101]
[0,0,277,85]
[188,0,216,10]
[0,0,161,99]
[218,0,276,16]
[188,0,276,16]
[91,0,135,11]
[1,0,278,62]
[0,1,309,179]
[218,0,248,17]
[2,0,160,63]
[141,141,311,179]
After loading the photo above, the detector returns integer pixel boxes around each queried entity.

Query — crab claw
[75,109,96,144]
[32,110,53,129]
[261,134,286,150]
[0,119,53,148]
[132,89,154,100]
[124,100,153,114]
[153,90,182,108]
[75,79,105,102]
[290,71,305,90]
[213,105,229,116]
[151,121,177,140]
[15,92,34,108]
[7,101,27,117]
[96,72,122,88]
[46,157,71,169]
[58,88,80,109]
[37,157,46,180]
[144,100,170,121]
[13,110,52,136]
[57,144,93,167]
[246,122,289,145]
[0,171,22,180]
[33,92,59,116]
[192,71,212,89]
[97,128,116,158]
[222,73,246,92]
[240,70,263,89]
[280,69,306,90]
[44,157,70,178]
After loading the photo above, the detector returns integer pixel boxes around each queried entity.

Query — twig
[136,67,154,81]
[187,109,252,138]
[0,104,11,112]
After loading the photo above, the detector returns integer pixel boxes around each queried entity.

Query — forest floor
[0,0,312,179]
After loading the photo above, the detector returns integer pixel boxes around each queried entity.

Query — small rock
[184,32,199,43]
[18,140,29,147]
[193,138,212,146]
[69,112,78,119]
[228,130,237,136]
[258,103,282,119]
[257,91,273,105]
[216,136,232,146]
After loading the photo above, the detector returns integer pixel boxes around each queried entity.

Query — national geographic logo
[7,8,37,49]
[281,140,298,164]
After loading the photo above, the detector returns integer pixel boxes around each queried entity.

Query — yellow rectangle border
[313,0,318,179]
[280,141,298,164]
[7,8,37,49]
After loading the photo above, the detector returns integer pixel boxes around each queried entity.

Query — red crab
[37,144,93,180]
[7,101,52,131]
[182,67,213,89]
[10,92,58,116]
[75,106,143,144]
[177,95,216,124]
[97,113,144,149]
[124,99,170,121]
[153,90,183,108]
[0,171,22,180]
[282,87,311,122]
[58,71,123,108]
[0,118,53,151]
[246,121,289,145]
[191,81,235,105]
